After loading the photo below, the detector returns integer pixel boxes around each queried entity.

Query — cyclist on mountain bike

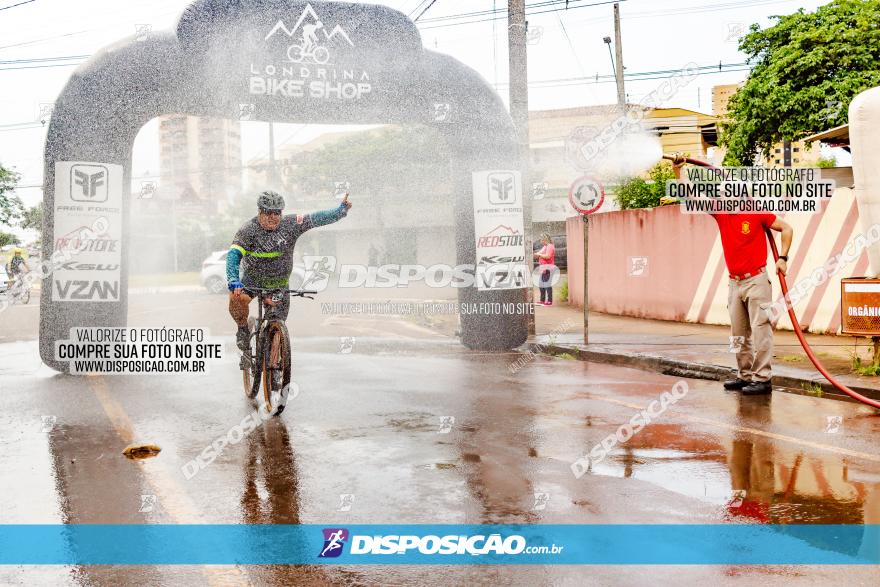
[227,190,352,349]
[6,248,29,289]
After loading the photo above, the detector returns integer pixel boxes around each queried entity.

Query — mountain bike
[240,288,316,416]
[4,274,31,305]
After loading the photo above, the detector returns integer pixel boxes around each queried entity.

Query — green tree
[286,125,450,197]
[0,231,21,248]
[20,204,41,231]
[0,163,23,226]
[613,161,676,210]
[720,0,880,165]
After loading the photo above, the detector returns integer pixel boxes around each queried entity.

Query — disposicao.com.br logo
[317,528,563,558]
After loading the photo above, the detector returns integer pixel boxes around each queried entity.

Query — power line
[407,0,432,18]
[418,0,620,29]
[0,61,752,133]
[413,0,439,22]
[0,0,36,12]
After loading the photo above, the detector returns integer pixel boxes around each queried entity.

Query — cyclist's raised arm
[288,194,352,234]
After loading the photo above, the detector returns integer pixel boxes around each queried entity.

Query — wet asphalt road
[1,291,879,585]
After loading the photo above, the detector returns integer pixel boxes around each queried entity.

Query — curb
[542,344,880,406]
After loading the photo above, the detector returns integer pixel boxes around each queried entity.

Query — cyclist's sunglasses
[259,208,282,217]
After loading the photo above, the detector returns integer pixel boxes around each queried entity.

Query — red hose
[662,154,880,410]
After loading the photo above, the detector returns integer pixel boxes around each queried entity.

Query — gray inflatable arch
[40,0,529,371]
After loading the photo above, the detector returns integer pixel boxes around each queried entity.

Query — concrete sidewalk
[531,301,880,404]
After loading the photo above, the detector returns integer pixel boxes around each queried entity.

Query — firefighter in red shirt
[670,160,794,395]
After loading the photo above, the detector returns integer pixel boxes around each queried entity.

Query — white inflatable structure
[850,86,880,277]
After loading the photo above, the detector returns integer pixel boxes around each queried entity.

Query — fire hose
[662,154,880,410]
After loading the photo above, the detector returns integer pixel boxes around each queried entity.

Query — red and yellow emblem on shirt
[741,221,751,235]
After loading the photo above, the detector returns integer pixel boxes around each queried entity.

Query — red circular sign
[568,176,605,216]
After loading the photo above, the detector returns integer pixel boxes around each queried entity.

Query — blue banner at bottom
[0,525,877,565]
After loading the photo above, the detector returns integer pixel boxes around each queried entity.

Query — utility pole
[613,3,625,107]
[508,0,535,334]
[268,121,279,188]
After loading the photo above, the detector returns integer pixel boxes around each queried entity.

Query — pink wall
[565,194,870,334]
[566,206,718,320]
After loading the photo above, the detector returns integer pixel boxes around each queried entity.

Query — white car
[200,250,308,294]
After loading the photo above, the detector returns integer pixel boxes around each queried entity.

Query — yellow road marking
[87,375,253,586]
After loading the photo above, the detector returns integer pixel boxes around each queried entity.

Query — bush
[559,278,568,302]
[817,156,837,169]
[613,161,676,210]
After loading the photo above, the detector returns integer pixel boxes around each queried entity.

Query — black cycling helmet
[257,190,285,212]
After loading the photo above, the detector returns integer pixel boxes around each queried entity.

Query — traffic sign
[568,176,605,216]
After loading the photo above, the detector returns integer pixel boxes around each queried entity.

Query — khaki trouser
[727,270,774,382]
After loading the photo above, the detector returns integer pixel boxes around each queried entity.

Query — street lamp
[603,36,617,86]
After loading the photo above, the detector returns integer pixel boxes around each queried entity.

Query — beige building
[712,83,821,167]
[158,114,243,212]
[712,83,739,118]
[528,104,719,235]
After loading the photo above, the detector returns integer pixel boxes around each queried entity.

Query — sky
[0,0,831,226]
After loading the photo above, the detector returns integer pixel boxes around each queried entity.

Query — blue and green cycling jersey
[227,204,347,289]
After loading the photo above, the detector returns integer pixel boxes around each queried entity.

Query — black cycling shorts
[242,288,290,321]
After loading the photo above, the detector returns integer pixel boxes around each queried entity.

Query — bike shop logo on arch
[251,3,371,101]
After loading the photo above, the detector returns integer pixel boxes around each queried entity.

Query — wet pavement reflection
[1,337,879,585]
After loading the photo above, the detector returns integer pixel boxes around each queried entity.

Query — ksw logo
[318,528,349,558]
[265,2,354,65]
[487,172,517,205]
[60,262,119,271]
[54,280,119,301]
[480,255,525,264]
[70,164,109,202]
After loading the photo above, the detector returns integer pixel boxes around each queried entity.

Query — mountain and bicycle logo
[265,3,354,65]
[318,528,349,558]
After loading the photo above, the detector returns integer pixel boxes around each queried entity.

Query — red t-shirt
[711,213,776,275]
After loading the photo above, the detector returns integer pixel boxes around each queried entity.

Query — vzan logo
[54,280,119,301]
[251,3,371,101]
[70,164,109,203]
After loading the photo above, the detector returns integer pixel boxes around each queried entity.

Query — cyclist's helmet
[257,190,285,212]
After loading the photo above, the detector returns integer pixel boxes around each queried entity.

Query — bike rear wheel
[260,320,292,416]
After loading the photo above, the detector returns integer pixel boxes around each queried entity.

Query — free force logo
[70,164,109,202]
[487,172,517,205]
[318,528,349,558]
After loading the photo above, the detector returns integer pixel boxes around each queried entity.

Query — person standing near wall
[669,158,794,395]
[534,234,556,306]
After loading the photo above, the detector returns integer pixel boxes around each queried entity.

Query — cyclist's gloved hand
[228,280,244,292]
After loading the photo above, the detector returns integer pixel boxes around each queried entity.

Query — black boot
[723,378,750,390]
[742,381,772,395]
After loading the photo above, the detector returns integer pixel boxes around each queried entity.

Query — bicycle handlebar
[249,288,318,297]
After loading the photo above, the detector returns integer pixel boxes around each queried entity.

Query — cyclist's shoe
[236,325,250,351]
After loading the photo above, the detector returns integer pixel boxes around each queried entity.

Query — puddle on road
[586,427,880,524]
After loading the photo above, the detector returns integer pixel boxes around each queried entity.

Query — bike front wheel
[312,46,330,64]
[260,320,292,416]
[241,317,260,399]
